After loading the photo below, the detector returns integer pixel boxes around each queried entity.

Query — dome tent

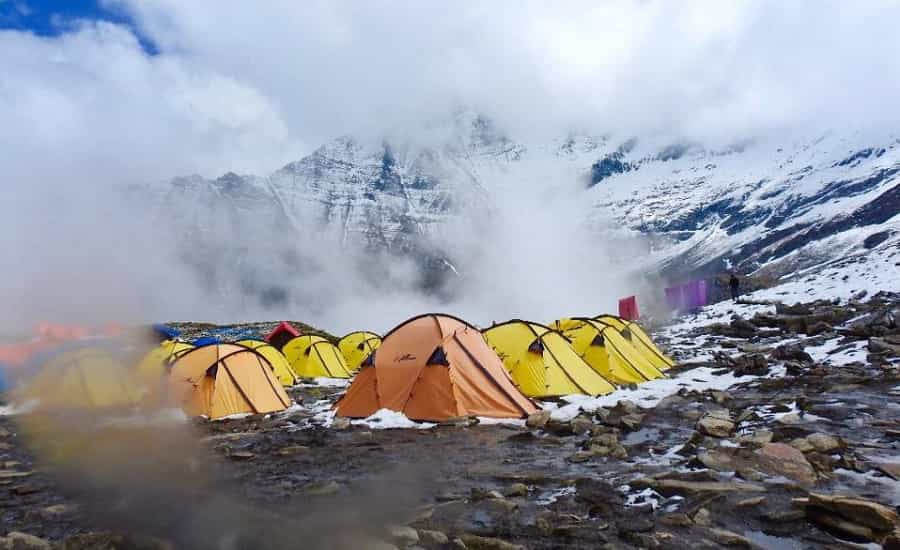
[282,335,352,379]
[557,318,665,385]
[24,344,140,411]
[135,340,195,385]
[483,320,616,397]
[594,315,675,371]
[336,314,537,422]
[337,331,381,374]
[168,344,292,419]
[236,339,298,386]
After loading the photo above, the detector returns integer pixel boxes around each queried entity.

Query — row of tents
[2,313,673,422]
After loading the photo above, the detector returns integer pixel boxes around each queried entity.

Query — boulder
[755,443,817,486]
[697,412,734,438]
[789,438,815,454]
[619,413,645,431]
[630,478,765,497]
[0,533,51,550]
[807,321,833,336]
[730,318,760,339]
[706,528,753,547]
[772,344,813,363]
[733,354,769,376]
[503,483,528,498]
[805,433,842,453]
[332,417,351,430]
[456,534,524,550]
[525,410,551,429]
[738,430,773,446]
[808,493,899,532]
[870,338,900,356]
[570,417,594,435]
[387,526,419,548]
[417,530,449,546]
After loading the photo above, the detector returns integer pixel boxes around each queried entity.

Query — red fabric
[618,296,639,321]
[266,322,301,343]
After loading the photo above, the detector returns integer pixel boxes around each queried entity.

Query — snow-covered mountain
[141,114,900,312]
[588,131,900,282]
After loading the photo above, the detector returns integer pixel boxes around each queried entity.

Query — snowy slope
[587,131,900,280]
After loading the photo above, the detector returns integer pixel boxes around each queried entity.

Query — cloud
[114,0,900,147]
[4,1,900,182]
[2,1,900,331]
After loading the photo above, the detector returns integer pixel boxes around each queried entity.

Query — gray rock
[706,528,753,547]
[388,526,419,547]
[417,530,449,545]
[503,483,528,498]
[457,534,524,550]
[0,532,50,550]
[807,492,900,532]
[332,417,351,430]
[755,443,817,486]
[772,344,813,363]
[806,433,842,453]
[738,430,773,446]
[525,410,551,428]
[697,412,735,438]
[570,417,594,435]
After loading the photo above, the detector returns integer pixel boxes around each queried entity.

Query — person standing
[729,273,740,303]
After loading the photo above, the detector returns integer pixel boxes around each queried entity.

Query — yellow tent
[595,315,675,370]
[557,318,666,385]
[282,335,352,379]
[236,339,298,386]
[168,344,292,419]
[337,331,381,373]
[135,340,195,385]
[483,321,616,397]
[25,346,141,411]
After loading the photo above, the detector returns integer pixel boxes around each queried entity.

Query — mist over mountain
[128,112,900,332]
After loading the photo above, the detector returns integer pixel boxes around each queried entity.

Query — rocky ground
[2,292,900,549]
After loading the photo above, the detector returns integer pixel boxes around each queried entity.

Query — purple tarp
[665,279,708,312]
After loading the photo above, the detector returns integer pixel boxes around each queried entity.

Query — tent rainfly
[483,320,616,397]
[336,314,538,421]
[168,344,292,419]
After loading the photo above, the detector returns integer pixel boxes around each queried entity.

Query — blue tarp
[152,323,181,340]
[192,336,222,347]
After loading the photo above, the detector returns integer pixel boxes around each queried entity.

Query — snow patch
[535,486,576,505]
[353,409,436,430]
[548,367,753,421]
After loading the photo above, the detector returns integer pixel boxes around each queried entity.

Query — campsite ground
[2,271,900,548]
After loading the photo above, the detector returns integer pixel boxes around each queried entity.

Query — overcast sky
[2,0,900,184]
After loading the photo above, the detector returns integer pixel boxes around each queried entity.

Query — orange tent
[168,344,292,419]
[336,314,537,421]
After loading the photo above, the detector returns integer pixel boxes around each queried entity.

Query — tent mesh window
[426,347,450,366]
[621,328,632,340]
[591,334,605,347]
